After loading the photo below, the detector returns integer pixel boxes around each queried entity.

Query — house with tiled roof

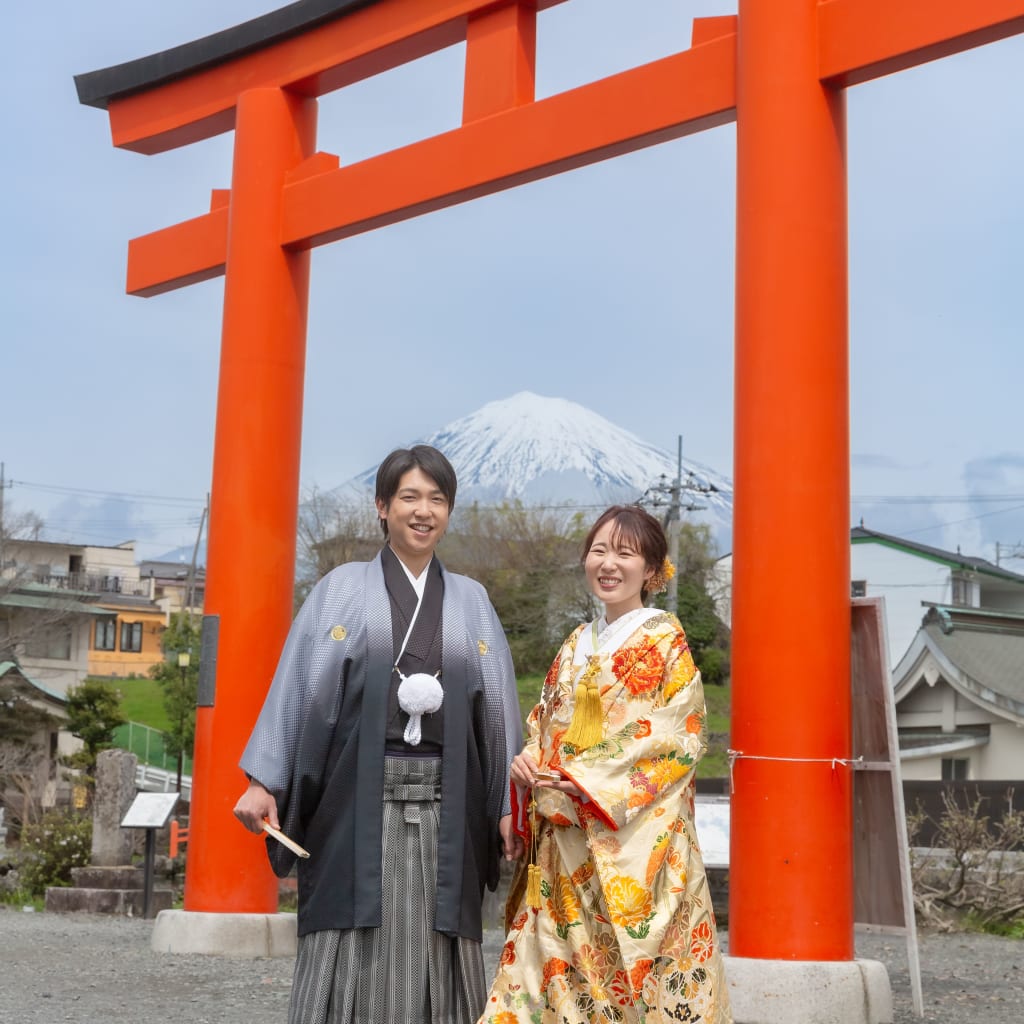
[711,527,1024,781]
[893,605,1024,781]
[850,525,1024,667]
[0,661,71,812]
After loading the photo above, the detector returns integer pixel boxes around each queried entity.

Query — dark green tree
[655,522,730,685]
[149,613,201,792]
[64,679,126,777]
[442,503,593,675]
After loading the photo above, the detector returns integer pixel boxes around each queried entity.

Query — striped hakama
[288,756,487,1024]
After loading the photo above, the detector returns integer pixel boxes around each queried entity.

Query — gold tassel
[561,664,604,750]
[526,863,542,909]
[524,794,543,910]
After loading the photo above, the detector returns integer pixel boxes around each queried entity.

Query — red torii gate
[77,0,1024,963]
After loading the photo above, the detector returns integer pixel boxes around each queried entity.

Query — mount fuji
[335,393,733,543]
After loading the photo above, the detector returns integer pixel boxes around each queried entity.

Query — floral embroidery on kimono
[480,611,732,1024]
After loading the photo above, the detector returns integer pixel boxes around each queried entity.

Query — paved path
[2,907,1021,1024]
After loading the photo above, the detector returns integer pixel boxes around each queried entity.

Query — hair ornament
[647,557,676,594]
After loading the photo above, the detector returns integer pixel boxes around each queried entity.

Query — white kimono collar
[572,605,652,666]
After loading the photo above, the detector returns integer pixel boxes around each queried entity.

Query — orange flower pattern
[571,861,595,887]
[629,958,654,993]
[690,920,714,963]
[613,642,665,696]
[480,614,730,1024]
[541,957,571,989]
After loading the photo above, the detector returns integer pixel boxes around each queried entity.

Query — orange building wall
[87,608,167,678]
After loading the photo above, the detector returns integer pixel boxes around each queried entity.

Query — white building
[712,527,1024,781]
[893,605,1024,781]
[0,538,160,694]
[850,526,1024,667]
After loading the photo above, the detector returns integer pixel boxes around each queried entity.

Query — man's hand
[499,813,524,861]
[233,778,279,834]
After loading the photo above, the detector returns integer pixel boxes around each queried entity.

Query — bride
[480,504,731,1024]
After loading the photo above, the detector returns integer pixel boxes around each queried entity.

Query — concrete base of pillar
[723,956,893,1024]
[150,909,298,958]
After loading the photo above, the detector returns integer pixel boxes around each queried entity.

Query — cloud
[961,454,1024,551]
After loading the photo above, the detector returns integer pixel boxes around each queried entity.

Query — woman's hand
[510,751,584,800]
[537,776,585,801]
[510,750,541,788]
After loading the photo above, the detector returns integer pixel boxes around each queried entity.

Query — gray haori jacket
[239,552,521,941]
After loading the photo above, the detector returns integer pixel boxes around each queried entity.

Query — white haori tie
[393,560,442,745]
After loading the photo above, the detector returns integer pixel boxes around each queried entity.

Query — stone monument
[45,749,173,915]
[92,748,137,865]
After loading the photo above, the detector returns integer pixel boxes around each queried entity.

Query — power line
[894,502,1024,537]
[852,494,1024,505]
[11,480,206,508]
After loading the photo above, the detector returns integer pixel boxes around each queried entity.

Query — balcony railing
[32,572,153,598]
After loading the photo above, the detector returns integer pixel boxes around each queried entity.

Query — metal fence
[113,720,193,777]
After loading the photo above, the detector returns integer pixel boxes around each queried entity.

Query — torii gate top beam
[76,0,1024,156]
[74,0,569,153]
[77,0,1024,298]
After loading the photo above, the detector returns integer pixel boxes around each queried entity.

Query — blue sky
[4,1,1023,565]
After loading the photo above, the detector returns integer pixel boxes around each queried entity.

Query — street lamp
[176,650,190,795]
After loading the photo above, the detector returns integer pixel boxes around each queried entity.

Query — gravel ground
[1,906,1021,1024]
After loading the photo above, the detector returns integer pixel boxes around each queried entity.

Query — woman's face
[583,521,654,621]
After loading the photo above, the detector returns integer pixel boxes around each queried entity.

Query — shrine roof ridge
[74,0,381,109]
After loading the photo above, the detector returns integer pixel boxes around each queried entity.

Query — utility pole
[185,495,209,628]
[665,437,683,616]
[639,436,717,616]
[996,541,1024,567]
[0,463,7,571]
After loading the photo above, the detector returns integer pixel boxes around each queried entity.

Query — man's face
[375,467,451,569]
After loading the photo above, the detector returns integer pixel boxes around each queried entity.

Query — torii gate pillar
[731,0,853,959]
[189,88,316,913]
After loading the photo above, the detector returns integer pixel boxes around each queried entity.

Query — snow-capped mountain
[337,392,733,541]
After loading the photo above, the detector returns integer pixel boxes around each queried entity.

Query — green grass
[92,676,194,774]
[699,680,731,779]
[107,676,171,732]
[0,890,44,911]
[516,674,544,728]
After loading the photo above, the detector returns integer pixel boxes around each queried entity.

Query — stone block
[45,886,173,917]
[71,865,146,889]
